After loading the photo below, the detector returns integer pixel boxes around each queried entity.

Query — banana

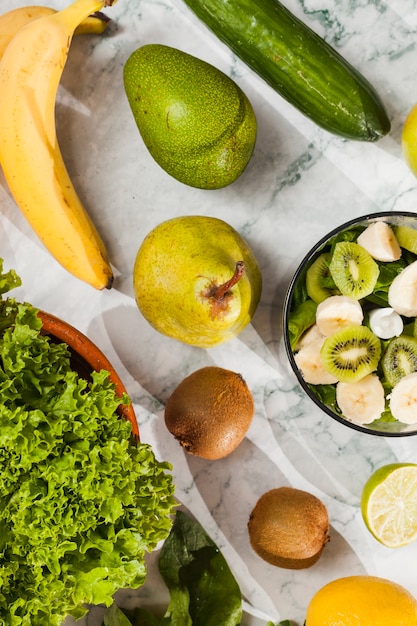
[75,10,111,34]
[294,337,338,385]
[357,221,402,262]
[0,5,111,59]
[296,322,324,351]
[388,260,417,317]
[336,374,385,425]
[0,0,116,289]
[368,307,403,339]
[316,295,363,337]
[389,372,417,424]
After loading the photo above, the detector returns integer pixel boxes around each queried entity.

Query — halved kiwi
[306,252,340,303]
[381,334,417,387]
[321,325,381,382]
[329,242,379,299]
[394,225,417,254]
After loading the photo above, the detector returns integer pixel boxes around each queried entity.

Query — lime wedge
[361,463,417,548]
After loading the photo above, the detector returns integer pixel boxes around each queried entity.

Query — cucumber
[179,0,390,141]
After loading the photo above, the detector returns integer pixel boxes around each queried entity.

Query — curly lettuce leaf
[0,258,21,296]
[0,264,176,626]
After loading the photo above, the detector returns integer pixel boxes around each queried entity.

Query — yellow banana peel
[0,5,111,58]
[0,0,117,289]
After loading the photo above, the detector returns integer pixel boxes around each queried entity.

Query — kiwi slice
[321,325,381,383]
[394,225,417,254]
[306,252,340,303]
[329,242,379,299]
[381,334,417,387]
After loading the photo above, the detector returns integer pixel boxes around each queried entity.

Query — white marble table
[1,0,417,624]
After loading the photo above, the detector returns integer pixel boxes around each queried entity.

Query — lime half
[361,463,417,548]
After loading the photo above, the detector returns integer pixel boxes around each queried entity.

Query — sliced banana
[296,323,324,350]
[357,221,402,262]
[336,374,385,425]
[389,372,417,424]
[388,260,417,317]
[294,338,338,385]
[316,295,363,337]
[368,307,404,339]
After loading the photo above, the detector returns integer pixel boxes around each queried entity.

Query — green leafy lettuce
[0,260,176,626]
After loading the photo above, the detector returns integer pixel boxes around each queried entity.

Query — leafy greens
[103,511,293,626]
[0,260,176,626]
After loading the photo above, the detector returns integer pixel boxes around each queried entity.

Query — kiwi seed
[329,241,379,300]
[306,252,340,303]
[248,487,330,570]
[164,366,254,460]
[320,325,381,382]
[381,334,417,387]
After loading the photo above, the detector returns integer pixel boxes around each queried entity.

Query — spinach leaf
[159,510,242,625]
[104,603,134,626]
[287,299,317,350]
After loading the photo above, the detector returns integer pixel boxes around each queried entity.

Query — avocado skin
[123,44,257,189]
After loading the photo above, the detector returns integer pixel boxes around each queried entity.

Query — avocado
[123,44,257,189]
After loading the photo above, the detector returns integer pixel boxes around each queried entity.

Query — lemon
[402,104,417,176]
[305,575,417,625]
[361,463,417,548]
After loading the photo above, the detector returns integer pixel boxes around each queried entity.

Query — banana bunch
[0,0,117,289]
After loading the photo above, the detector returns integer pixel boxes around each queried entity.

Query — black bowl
[283,211,417,437]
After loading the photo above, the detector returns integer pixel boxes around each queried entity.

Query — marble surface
[2,0,417,624]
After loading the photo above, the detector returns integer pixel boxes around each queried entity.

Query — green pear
[123,44,257,190]
[133,216,262,347]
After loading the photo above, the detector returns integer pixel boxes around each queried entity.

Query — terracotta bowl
[38,310,139,441]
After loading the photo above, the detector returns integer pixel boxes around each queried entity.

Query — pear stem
[212,261,245,301]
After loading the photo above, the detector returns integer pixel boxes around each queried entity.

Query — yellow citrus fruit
[361,463,417,548]
[305,575,417,625]
[402,104,417,176]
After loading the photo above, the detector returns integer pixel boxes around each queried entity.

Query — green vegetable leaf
[132,608,162,626]
[101,510,296,626]
[104,603,136,626]
[0,258,21,296]
[158,510,242,626]
[0,261,177,626]
[287,299,317,350]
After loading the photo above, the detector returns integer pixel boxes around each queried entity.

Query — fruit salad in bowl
[283,211,417,436]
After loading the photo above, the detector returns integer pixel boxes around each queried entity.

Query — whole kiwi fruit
[248,487,330,569]
[164,366,254,460]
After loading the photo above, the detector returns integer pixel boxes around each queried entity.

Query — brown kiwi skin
[248,487,330,569]
[164,366,254,460]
